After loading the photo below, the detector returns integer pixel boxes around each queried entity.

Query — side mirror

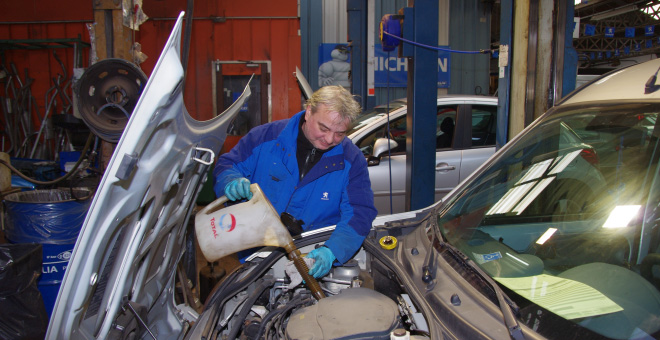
[372,138,398,158]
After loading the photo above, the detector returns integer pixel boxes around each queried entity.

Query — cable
[0,132,95,186]
[386,50,394,215]
[382,31,492,55]
[226,278,275,340]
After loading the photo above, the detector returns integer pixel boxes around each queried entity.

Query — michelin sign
[318,43,450,89]
[374,43,450,88]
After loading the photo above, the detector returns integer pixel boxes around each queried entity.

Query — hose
[283,242,325,300]
[226,278,276,340]
[255,294,312,340]
[0,132,94,187]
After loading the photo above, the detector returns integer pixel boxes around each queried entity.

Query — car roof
[348,95,497,139]
[389,94,498,104]
[560,58,660,105]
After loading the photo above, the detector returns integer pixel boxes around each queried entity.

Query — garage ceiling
[574,0,660,67]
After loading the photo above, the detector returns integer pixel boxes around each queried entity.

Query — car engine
[195,242,431,340]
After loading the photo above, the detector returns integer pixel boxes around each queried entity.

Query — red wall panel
[0,0,301,152]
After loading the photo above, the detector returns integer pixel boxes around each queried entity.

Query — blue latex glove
[307,246,336,278]
[224,177,253,201]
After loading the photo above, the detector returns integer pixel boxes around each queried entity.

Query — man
[213,86,377,279]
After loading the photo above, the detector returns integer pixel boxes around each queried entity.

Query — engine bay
[189,240,431,340]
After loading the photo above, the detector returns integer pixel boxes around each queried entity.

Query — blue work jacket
[214,111,377,264]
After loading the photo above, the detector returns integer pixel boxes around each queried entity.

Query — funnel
[195,183,325,299]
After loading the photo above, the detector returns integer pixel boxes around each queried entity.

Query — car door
[457,104,498,182]
[354,102,465,215]
[433,105,462,202]
[354,113,408,215]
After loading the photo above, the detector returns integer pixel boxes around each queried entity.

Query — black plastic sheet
[0,243,48,340]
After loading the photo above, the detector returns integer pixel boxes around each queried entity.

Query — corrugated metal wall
[371,0,409,104]
[449,0,492,96]
[0,0,302,155]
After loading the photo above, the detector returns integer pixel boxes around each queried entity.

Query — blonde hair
[306,86,362,122]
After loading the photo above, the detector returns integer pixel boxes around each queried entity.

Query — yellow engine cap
[379,235,398,250]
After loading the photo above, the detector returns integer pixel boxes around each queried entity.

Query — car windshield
[347,100,405,136]
[435,103,660,339]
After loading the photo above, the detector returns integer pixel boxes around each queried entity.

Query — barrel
[3,188,93,317]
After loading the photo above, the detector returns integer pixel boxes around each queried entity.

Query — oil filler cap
[379,235,398,250]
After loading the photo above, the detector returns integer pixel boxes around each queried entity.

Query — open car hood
[294,66,313,100]
[46,12,252,339]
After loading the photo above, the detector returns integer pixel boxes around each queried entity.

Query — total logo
[57,250,73,261]
[210,214,237,238]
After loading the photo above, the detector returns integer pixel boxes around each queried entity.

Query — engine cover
[285,288,400,339]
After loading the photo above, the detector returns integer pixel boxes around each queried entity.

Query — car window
[356,105,460,156]
[347,111,387,137]
[434,104,660,339]
[436,106,457,149]
[470,105,497,147]
[354,115,406,156]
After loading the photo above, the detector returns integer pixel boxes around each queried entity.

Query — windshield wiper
[426,220,525,340]
[442,241,525,340]
[422,218,439,284]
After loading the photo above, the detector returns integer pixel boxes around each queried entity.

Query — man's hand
[307,246,336,278]
[224,178,253,201]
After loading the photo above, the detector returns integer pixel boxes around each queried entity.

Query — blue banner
[585,24,596,36]
[374,44,450,88]
[646,25,655,36]
[625,27,635,38]
[605,27,615,38]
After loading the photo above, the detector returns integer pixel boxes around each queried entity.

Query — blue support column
[404,1,439,211]
[347,0,369,109]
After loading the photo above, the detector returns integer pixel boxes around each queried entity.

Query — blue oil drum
[3,188,93,317]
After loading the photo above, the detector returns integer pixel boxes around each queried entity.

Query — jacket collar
[278,110,345,177]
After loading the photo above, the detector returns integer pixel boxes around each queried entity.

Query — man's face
[303,104,350,150]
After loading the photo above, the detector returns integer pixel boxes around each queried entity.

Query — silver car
[295,68,499,215]
[347,95,498,215]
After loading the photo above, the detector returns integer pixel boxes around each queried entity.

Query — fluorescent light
[536,228,558,245]
[487,182,535,215]
[517,159,553,185]
[591,4,639,21]
[548,150,581,175]
[602,205,641,229]
[513,177,556,215]
[505,252,530,266]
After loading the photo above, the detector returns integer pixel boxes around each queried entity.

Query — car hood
[294,66,313,100]
[561,57,660,105]
[46,12,252,339]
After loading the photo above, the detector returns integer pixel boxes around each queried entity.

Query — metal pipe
[29,87,57,158]
[149,16,299,21]
[0,20,94,24]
